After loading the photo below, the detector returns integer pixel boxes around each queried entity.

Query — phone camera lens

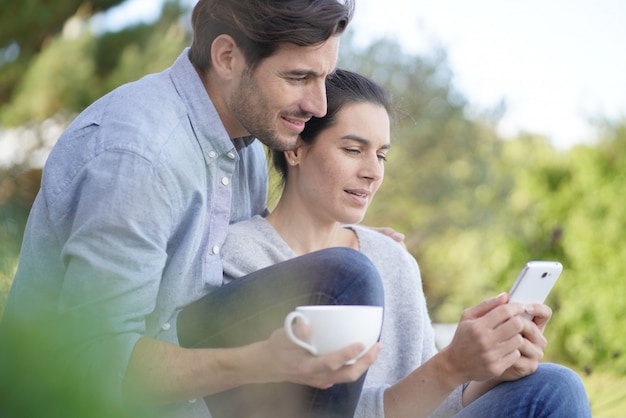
[541,272,548,278]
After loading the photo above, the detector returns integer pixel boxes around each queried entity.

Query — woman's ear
[210,34,240,80]
[285,139,304,165]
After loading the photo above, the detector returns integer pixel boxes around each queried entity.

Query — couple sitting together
[2,0,590,416]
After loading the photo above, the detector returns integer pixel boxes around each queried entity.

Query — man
[0,1,385,417]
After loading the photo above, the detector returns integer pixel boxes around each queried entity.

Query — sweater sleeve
[428,385,464,418]
[353,385,390,418]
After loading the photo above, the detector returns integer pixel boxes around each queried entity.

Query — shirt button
[188,398,197,404]
[161,323,171,331]
[226,151,236,160]
[221,177,229,186]
[208,151,217,158]
[212,245,220,255]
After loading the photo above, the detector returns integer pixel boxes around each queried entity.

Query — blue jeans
[177,247,385,418]
[456,363,592,417]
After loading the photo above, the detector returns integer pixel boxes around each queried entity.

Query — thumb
[293,320,310,340]
[463,292,508,320]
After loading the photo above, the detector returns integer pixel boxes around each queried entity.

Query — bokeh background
[1,1,625,415]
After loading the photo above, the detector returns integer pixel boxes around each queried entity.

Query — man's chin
[261,134,299,152]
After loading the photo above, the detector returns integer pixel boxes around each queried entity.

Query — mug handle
[284,311,318,355]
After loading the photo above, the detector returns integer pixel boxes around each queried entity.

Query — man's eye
[378,154,388,162]
[344,148,360,154]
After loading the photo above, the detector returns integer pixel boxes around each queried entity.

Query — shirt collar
[169,48,243,160]
[233,136,257,151]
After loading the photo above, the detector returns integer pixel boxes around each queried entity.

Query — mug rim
[295,305,382,311]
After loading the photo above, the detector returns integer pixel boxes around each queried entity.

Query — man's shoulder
[103,72,186,136]
[60,71,190,164]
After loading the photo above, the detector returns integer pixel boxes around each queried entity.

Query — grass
[581,370,626,417]
[0,258,16,321]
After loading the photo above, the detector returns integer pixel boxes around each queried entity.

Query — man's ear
[210,34,240,80]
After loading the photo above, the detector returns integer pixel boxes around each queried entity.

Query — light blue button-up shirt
[3,49,268,417]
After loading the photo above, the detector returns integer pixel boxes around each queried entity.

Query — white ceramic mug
[283,305,383,364]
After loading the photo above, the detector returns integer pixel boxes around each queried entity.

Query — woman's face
[289,101,391,225]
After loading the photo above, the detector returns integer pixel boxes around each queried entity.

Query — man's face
[230,37,340,152]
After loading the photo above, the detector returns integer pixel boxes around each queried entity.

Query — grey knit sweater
[221,215,463,417]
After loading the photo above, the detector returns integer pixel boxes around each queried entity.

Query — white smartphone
[509,261,563,319]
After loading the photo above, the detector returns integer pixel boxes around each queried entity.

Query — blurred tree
[0,0,126,105]
[1,0,190,126]
[547,122,626,374]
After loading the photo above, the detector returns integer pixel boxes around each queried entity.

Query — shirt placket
[204,148,238,284]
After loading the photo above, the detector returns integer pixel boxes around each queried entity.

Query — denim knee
[313,247,384,307]
[539,363,589,396]
[535,363,592,416]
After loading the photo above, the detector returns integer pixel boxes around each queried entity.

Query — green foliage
[1,35,98,125]
[0,0,125,104]
[544,128,626,374]
[0,0,190,126]
[0,0,124,52]
[0,168,41,319]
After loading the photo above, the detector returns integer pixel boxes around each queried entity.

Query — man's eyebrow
[280,69,320,78]
[341,135,391,150]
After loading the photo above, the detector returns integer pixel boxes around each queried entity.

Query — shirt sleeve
[51,149,175,402]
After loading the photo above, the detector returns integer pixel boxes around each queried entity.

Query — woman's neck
[266,195,359,256]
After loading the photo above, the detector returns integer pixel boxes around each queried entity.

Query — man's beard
[231,69,305,152]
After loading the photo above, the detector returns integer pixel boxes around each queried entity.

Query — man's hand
[368,226,406,248]
[260,326,382,389]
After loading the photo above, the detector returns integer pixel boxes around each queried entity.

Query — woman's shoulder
[349,225,406,251]
[349,225,421,269]
[228,214,270,235]
[223,215,277,254]
[223,215,291,280]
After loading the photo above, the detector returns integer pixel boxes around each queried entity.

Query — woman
[221,69,591,417]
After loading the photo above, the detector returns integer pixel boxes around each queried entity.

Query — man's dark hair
[189,0,355,72]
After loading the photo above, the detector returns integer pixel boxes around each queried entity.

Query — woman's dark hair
[189,0,355,72]
[272,68,393,182]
